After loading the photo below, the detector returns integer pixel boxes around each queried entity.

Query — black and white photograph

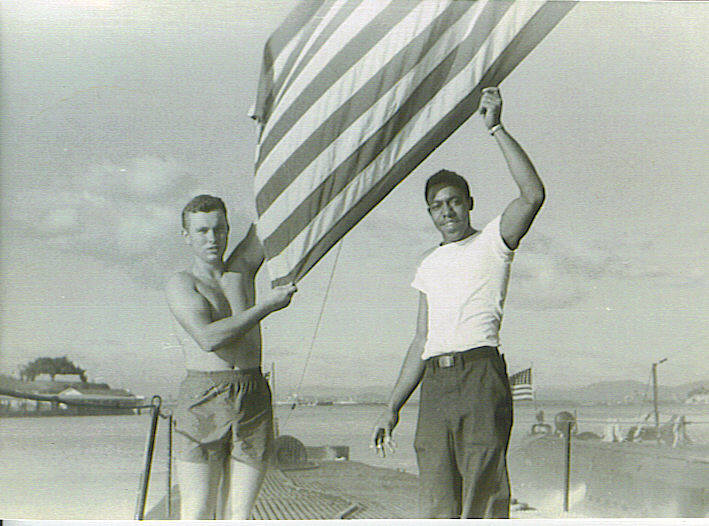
[0,0,707,521]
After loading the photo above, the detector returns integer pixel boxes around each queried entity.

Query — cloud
[332,203,683,311]
[508,232,675,310]
[8,155,251,288]
[508,251,586,309]
[355,206,678,310]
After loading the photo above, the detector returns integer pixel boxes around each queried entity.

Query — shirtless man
[166,195,296,519]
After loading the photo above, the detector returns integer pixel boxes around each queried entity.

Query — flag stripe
[510,366,533,401]
[255,0,477,214]
[252,0,328,125]
[268,0,365,120]
[263,0,344,122]
[260,1,529,258]
[253,0,575,285]
[258,0,510,241]
[261,0,397,149]
[264,0,392,138]
[264,17,535,283]
[257,0,422,169]
[263,0,326,72]
[255,0,471,199]
[261,1,563,276]
[255,0,394,155]
[262,73,483,282]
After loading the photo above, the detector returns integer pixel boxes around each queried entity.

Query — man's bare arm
[371,293,428,457]
[386,294,428,412]
[479,88,545,250]
[225,223,265,274]
[166,272,295,352]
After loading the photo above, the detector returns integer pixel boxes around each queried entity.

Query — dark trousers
[414,347,513,519]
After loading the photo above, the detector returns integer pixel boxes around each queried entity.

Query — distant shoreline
[3,398,705,418]
[272,399,706,407]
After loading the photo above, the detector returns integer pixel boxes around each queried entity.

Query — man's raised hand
[478,86,503,130]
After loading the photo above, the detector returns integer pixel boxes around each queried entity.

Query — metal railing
[0,387,172,520]
[550,416,709,514]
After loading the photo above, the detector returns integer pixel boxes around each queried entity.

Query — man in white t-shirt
[371,87,545,519]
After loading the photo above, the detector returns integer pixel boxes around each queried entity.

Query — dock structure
[274,461,418,519]
[253,467,364,520]
[146,460,418,520]
[508,434,709,518]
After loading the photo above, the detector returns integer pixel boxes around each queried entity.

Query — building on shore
[0,373,145,416]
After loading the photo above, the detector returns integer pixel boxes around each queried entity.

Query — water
[1,402,707,519]
[274,402,709,473]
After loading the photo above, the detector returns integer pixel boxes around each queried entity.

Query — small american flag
[509,366,534,401]
[251,0,575,286]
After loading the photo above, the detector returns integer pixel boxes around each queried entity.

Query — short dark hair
[424,169,471,203]
[181,194,227,229]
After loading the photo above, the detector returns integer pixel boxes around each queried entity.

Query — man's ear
[182,229,190,244]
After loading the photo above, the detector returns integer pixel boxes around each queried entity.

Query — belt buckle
[437,355,455,368]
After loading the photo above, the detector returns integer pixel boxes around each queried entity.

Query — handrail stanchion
[167,413,173,518]
[134,395,162,520]
[563,420,572,512]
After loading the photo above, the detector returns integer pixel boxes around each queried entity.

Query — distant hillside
[290,379,709,405]
[537,379,709,404]
[280,383,392,403]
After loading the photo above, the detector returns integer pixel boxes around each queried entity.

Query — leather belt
[426,346,498,369]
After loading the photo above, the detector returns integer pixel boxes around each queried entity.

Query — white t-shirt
[411,215,514,360]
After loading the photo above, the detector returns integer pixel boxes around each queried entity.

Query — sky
[0,1,707,399]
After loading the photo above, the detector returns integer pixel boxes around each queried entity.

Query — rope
[282,241,344,429]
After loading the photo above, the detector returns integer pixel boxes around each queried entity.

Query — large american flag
[509,366,534,401]
[251,0,575,286]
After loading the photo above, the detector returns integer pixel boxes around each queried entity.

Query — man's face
[427,184,472,243]
[182,210,229,263]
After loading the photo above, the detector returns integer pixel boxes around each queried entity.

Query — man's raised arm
[225,223,265,274]
[165,273,295,352]
[479,87,545,250]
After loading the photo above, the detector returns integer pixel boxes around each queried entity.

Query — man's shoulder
[166,270,197,293]
[481,214,502,233]
[417,245,439,266]
[464,217,503,248]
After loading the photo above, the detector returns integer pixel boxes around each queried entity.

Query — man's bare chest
[194,273,255,321]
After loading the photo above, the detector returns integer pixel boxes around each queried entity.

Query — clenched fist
[265,284,297,312]
[478,86,502,130]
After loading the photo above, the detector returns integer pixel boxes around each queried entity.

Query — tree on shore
[20,356,87,382]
